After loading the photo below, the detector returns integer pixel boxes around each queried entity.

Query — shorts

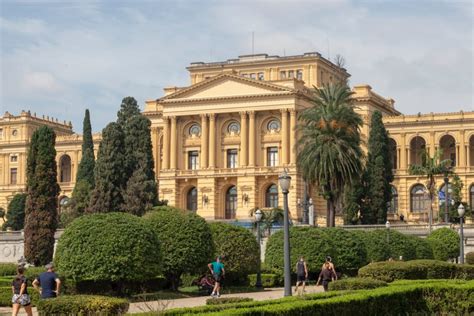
[213,273,222,283]
[297,274,306,282]
[12,294,31,306]
[322,280,331,291]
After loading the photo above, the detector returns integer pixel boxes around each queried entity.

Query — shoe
[217,293,221,298]
[210,292,216,297]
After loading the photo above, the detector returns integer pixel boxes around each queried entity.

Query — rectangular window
[227,149,238,168]
[296,69,303,80]
[280,71,286,79]
[257,72,264,80]
[10,155,17,162]
[288,70,294,79]
[249,73,256,79]
[188,151,199,170]
[10,168,17,185]
[267,147,279,167]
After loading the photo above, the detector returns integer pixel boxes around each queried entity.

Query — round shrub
[466,252,474,265]
[427,228,460,261]
[406,235,434,259]
[352,230,389,262]
[328,277,387,291]
[265,227,335,274]
[55,212,161,283]
[322,228,368,274]
[144,206,214,290]
[209,222,259,284]
[385,230,417,261]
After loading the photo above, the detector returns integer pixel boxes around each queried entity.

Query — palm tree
[409,149,452,232]
[297,84,364,227]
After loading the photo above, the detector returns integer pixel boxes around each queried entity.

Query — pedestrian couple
[11,262,61,316]
[295,256,337,294]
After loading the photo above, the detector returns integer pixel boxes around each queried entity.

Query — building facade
[1,52,472,225]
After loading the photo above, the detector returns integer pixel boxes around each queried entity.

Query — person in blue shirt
[208,256,225,298]
[32,263,61,299]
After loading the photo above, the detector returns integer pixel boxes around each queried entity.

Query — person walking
[208,256,225,298]
[32,262,61,299]
[321,256,337,280]
[294,256,308,294]
[316,262,337,292]
[11,266,33,316]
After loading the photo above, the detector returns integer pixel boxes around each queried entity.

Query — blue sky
[1,0,472,132]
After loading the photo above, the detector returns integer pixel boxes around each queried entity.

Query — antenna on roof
[252,31,255,55]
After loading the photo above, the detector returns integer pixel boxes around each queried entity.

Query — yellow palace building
[1,52,473,225]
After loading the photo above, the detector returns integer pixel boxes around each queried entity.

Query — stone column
[248,111,256,167]
[201,114,208,169]
[240,112,247,167]
[467,143,471,168]
[281,109,289,165]
[151,127,159,174]
[459,130,466,167]
[209,114,216,168]
[429,132,436,156]
[400,133,407,169]
[170,116,177,170]
[289,109,297,165]
[162,118,170,170]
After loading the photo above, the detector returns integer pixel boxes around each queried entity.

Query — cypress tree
[75,109,95,186]
[365,111,394,224]
[24,126,60,266]
[87,122,126,213]
[2,193,27,231]
[117,96,140,128]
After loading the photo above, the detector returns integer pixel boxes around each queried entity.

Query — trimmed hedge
[36,295,129,315]
[206,297,253,305]
[406,235,434,259]
[427,227,460,260]
[0,264,17,276]
[358,260,474,282]
[467,252,474,265]
[247,274,281,287]
[328,277,387,291]
[0,285,40,306]
[209,222,259,284]
[55,213,161,285]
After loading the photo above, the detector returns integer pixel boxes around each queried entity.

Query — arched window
[189,123,201,137]
[186,187,197,212]
[388,138,397,170]
[225,186,237,219]
[439,135,456,167]
[470,185,474,210]
[265,184,279,208]
[411,184,427,212]
[410,136,426,166]
[388,186,398,213]
[59,155,72,183]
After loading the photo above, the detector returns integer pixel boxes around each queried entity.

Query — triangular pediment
[160,74,294,101]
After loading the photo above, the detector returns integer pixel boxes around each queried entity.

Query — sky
[1,0,473,133]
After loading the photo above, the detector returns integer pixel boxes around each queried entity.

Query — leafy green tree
[2,193,27,231]
[122,160,156,216]
[439,174,472,223]
[427,227,460,261]
[144,206,214,290]
[362,111,394,224]
[297,84,364,227]
[87,123,126,213]
[409,150,451,231]
[117,96,141,128]
[343,180,365,225]
[75,109,95,186]
[24,126,60,265]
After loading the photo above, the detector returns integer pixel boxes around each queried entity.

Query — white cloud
[23,71,61,92]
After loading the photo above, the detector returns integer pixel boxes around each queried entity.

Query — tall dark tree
[363,111,394,224]
[24,126,60,266]
[2,193,27,231]
[297,84,364,227]
[117,96,140,128]
[87,122,126,213]
[75,109,95,186]
[122,115,158,214]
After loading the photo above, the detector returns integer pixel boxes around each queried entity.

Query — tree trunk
[328,199,336,227]
[326,200,330,227]
[167,273,181,291]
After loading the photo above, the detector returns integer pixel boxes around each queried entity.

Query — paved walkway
[0,285,324,315]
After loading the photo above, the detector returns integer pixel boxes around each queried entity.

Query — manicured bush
[406,235,434,259]
[358,260,473,282]
[385,230,417,261]
[427,227,460,261]
[0,263,17,276]
[55,213,161,289]
[322,228,368,274]
[329,277,387,291]
[24,266,46,281]
[265,227,336,274]
[144,206,213,290]
[206,297,253,305]
[352,230,390,262]
[209,222,259,284]
[467,252,474,265]
[36,295,129,315]
[247,274,281,287]
[0,285,40,306]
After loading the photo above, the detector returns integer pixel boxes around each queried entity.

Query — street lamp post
[444,176,449,223]
[254,209,263,288]
[458,204,465,264]
[385,220,391,244]
[279,170,292,297]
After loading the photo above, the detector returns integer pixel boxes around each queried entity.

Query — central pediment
[160,74,294,102]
